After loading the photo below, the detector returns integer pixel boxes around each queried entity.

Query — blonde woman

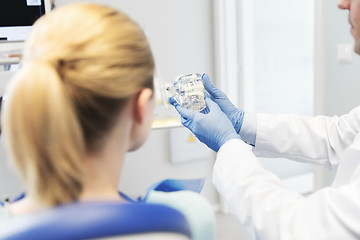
[0,3,214,239]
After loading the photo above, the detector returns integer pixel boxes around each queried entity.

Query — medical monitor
[0,0,52,42]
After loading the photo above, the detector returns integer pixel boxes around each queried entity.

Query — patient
[0,3,214,239]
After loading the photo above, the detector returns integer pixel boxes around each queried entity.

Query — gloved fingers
[200,106,210,114]
[204,91,215,106]
[169,96,200,126]
[180,115,187,123]
[180,115,193,129]
[202,73,225,99]
[168,97,177,106]
[174,104,195,120]
[202,73,216,94]
[205,98,221,112]
[201,92,210,114]
[176,108,197,130]
[204,91,211,99]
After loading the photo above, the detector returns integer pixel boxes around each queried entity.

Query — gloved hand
[170,97,240,152]
[202,73,244,134]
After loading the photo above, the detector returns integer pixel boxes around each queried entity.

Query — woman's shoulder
[146,190,215,240]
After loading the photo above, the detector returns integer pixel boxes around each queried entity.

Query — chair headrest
[0,202,191,240]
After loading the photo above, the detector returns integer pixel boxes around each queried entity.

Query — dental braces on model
[166,73,206,112]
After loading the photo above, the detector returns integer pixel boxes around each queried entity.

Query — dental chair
[0,201,192,240]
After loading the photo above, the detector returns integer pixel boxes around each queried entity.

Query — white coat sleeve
[213,139,360,240]
[254,106,360,168]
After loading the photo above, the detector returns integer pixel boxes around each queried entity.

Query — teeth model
[166,73,206,112]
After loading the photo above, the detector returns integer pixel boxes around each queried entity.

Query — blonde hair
[2,3,154,206]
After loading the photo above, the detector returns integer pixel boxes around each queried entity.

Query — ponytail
[3,60,85,206]
[2,3,155,207]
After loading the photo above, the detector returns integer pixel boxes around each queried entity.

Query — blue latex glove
[202,73,244,134]
[170,97,240,152]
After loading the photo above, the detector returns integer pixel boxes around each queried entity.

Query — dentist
[171,0,360,239]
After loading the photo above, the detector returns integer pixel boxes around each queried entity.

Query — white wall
[319,0,360,186]
[251,0,314,184]
[0,0,219,205]
[0,70,24,200]
[57,0,215,83]
[324,0,360,116]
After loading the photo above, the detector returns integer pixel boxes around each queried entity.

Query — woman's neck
[80,113,132,202]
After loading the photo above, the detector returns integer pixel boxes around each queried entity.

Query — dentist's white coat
[213,107,360,240]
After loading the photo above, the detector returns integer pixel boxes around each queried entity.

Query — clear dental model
[166,73,206,112]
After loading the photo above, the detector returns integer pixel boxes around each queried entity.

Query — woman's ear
[133,88,153,124]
